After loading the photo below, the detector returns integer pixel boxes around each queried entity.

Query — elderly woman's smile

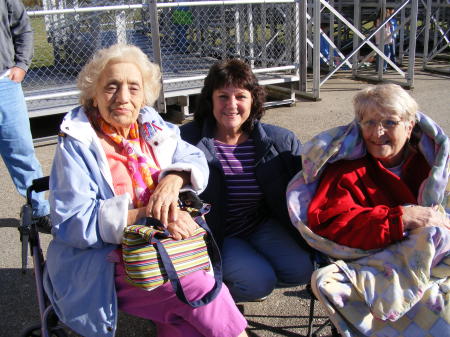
[93,61,145,137]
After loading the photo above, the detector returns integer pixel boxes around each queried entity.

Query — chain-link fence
[25,0,300,117]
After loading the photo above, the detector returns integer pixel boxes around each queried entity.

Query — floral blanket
[287,112,450,336]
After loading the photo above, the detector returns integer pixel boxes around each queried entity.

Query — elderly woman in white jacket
[43,44,248,337]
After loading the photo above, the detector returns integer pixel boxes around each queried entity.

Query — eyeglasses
[359,119,403,130]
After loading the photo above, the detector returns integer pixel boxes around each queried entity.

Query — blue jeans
[222,218,314,302]
[388,42,396,63]
[0,77,49,217]
[376,44,391,71]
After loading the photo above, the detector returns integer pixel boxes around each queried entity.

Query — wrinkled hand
[167,210,199,240]
[145,172,189,227]
[402,205,450,231]
[8,67,26,83]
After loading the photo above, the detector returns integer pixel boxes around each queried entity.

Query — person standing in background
[375,9,393,72]
[0,0,50,230]
[387,8,398,65]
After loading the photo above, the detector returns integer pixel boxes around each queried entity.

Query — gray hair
[353,84,418,122]
[77,44,161,113]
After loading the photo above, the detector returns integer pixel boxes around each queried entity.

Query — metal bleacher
[24,0,450,120]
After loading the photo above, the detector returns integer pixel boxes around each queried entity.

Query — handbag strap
[139,216,223,308]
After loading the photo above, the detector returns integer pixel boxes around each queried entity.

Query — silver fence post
[262,2,268,68]
[377,0,387,80]
[433,1,440,51]
[299,0,307,93]
[423,0,432,68]
[337,0,343,51]
[221,5,227,60]
[353,0,361,78]
[115,10,127,44]
[307,0,313,68]
[235,5,242,57]
[407,0,418,88]
[312,0,320,100]
[329,0,336,72]
[294,0,300,82]
[148,0,166,114]
[399,4,406,65]
[248,3,254,67]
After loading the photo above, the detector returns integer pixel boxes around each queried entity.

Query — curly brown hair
[194,59,266,133]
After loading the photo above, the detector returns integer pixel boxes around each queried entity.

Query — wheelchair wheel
[20,324,41,337]
[21,324,68,337]
[50,328,68,337]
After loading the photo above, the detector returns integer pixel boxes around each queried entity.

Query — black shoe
[251,296,268,302]
[235,296,268,304]
[276,281,298,288]
[34,215,52,234]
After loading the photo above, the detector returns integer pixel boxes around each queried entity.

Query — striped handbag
[122,197,222,307]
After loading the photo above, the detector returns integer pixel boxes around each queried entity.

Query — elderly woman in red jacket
[287,83,450,336]
[308,84,449,249]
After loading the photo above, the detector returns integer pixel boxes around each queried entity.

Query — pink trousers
[114,253,247,337]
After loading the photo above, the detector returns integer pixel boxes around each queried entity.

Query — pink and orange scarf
[98,118,160,207]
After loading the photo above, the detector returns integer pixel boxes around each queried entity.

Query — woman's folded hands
[401,205,450,231]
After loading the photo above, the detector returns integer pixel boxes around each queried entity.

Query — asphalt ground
[1,65,449,337]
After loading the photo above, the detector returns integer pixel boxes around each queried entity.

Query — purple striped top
[214,138,266,236]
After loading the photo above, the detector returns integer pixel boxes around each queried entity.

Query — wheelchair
[19,176,69,337]
[19,177,340,337]
[306,251,340,337]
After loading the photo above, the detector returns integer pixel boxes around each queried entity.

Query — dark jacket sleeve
[256,124,309,248]
[180,121,227,244]
[276,127,302,176]
[257,125,302,203]
[8,0,34,71]
[179,121,202,144]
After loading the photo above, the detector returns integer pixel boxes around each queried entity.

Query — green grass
[30,16,54,68]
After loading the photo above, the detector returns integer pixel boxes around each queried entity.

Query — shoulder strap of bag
[141,216,223,308]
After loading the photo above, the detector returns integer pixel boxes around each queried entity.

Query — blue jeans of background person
[376,44,391,71]
[222,217,314,302]
[388,42,396,64]
[0,77,49,217]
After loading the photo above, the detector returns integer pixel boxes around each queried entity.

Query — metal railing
[25,0,299,116]
[24,0,450,115]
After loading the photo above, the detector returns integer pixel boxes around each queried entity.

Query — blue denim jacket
[44,106,208,337]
